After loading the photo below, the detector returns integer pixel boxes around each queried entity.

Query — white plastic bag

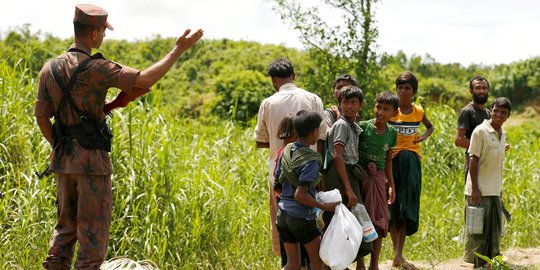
[319,203,363,270]
[316,189,342,204]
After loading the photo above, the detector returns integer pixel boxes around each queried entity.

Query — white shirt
[254,83,327,179]
[465,120,506,196]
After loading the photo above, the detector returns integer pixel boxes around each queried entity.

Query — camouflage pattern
[35,43,143,269]
[74,4,113,30]
[34,43,142,175]
[42,173,112,270]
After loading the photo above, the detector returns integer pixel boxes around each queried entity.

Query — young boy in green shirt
[357,91,399,270]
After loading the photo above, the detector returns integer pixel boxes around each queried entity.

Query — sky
[1,0,539,66]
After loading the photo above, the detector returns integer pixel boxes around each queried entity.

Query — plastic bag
[319,203,363,270]
[316,189,342,204]
[350,203,378,242]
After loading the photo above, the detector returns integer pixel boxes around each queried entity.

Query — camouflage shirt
[34,43,145,175]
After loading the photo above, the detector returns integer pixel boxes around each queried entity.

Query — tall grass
[1,61,539,269]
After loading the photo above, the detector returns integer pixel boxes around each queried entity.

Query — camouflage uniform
[34,13,146,269]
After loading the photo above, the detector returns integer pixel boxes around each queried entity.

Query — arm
[385,149,396,204]
[134,29,203,89]
[333,144,357,209]
[317,139,325,157]
[295,185,339,212]
[104,87,151,113]
[36,116,53,145]
[414,114,435,143]
[469,155,482,204]
[454,128,470,149]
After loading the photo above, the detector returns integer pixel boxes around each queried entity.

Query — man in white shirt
[254,58,327,264]
[464,97,512,268]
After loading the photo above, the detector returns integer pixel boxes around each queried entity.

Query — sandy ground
[373,248,540,269]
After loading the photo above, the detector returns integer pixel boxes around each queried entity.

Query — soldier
[34,4,203,269]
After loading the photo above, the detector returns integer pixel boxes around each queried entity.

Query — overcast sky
[1,0,539,66]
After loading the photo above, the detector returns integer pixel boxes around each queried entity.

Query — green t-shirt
[358,119,397,170]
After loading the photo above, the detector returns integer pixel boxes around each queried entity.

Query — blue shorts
[276,209,321,244]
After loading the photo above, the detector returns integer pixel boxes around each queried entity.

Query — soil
[375,248,540,269]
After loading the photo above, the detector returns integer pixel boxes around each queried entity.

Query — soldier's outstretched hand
[175,29,204,54]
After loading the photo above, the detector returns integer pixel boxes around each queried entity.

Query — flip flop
[392,261,419,270]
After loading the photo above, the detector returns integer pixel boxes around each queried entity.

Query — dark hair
[469,75,490,90]
[395,71,418,93]
[338,85,364,104]
[492,97,512,113]
[267,58,294,78]
[333,74,357,89]
[292,110,322,138]
[277,113,296,140]
[74,21,100,38]
[376,91,399,110]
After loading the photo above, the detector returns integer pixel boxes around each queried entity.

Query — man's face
[470,79,489,105]
[92,26,106,49]
[491,104,510,126]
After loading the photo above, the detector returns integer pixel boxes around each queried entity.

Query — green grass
[1,61,539,269]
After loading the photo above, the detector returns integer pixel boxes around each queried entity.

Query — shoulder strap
[50,56,92,120]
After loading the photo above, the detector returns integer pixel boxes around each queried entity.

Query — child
[275,110,339,270]
[464,97,512,268]
[323,74,358,129]
[323,85,373,269]
[357,91,399,270]
[274,113,310,269]
[388,72,434,270]
[323,85,364,209]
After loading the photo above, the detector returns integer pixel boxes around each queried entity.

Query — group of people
[255,58,511,270]
[33,4,511,270]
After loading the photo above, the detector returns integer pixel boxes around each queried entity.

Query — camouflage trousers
[43,173,112,270]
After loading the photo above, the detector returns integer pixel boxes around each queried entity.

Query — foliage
[1,52,539,269]
[272,0,382,103]
[489,57,540,106]
[475,253,512,270]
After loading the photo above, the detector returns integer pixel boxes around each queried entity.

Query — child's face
[308,128,320,145]
[396,83,415,104]
[340,97,362,119]
[491,104,510,126]
[374,102,397,124]
[333,80,351,99]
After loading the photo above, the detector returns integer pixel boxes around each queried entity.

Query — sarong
[389,150,422,236]
[464,196,503,266]
[361,169,389,237]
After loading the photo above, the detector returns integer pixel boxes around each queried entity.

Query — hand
[505,143,510,151]
[174,29,204,54]
[367,162,377,176]
[320,201,340,212]
[471,188,482,205]
[413,134,425,144]
[387,184,395,204]
[331,105,341,119]
[345,189,357,209]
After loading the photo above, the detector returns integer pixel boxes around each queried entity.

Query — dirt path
[374,248,540,269]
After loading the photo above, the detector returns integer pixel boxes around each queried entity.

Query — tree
[273,0,381,103]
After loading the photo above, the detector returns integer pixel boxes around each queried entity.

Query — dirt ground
[374,248,540,270]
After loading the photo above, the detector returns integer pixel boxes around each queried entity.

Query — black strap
[50,55,92,120]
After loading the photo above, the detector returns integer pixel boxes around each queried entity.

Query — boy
[323,85,372,269]
[275,110,339,270]
[464,97,512,268]
[388,71,434,270]
[357,91,399,270]
[323,74,358,129]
